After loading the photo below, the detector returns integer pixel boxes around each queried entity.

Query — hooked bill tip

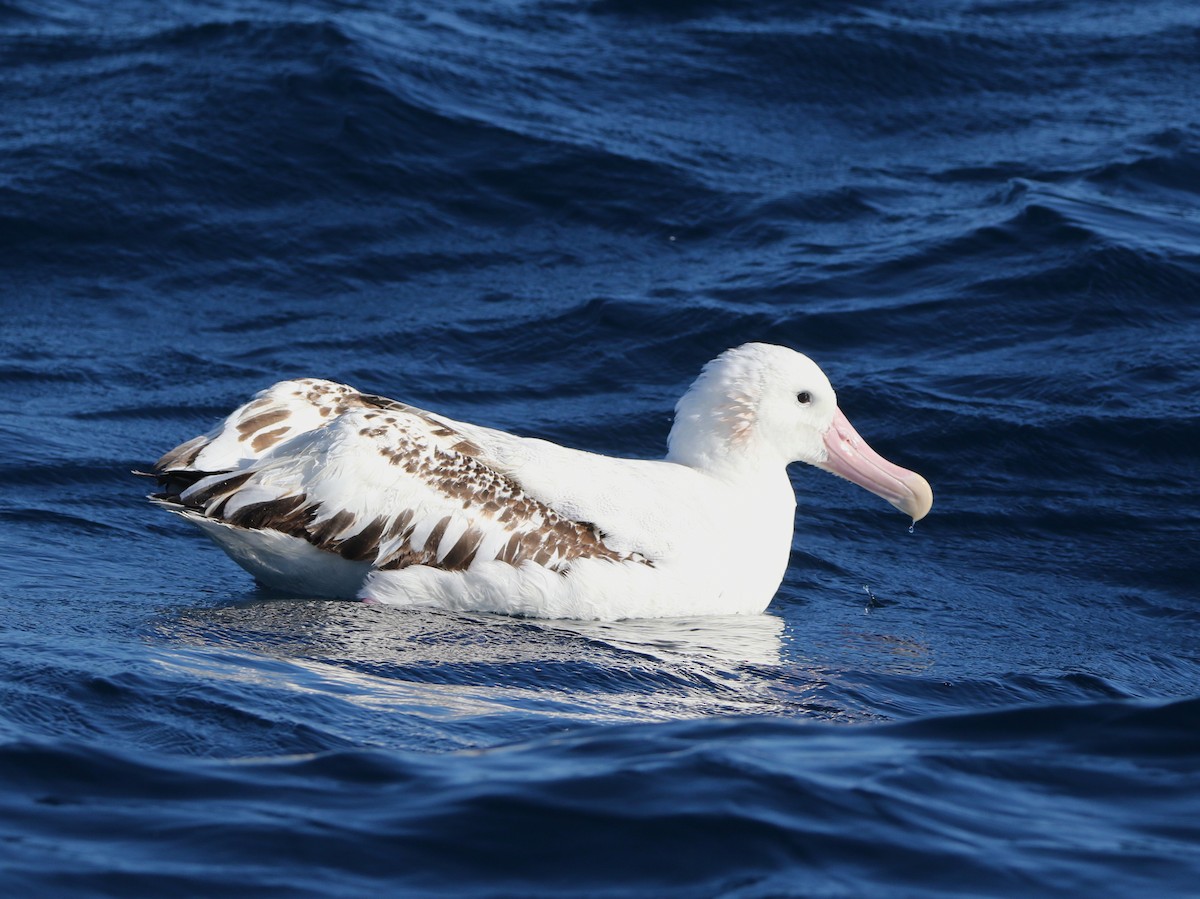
[897,472,933,523]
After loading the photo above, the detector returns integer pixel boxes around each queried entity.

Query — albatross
[146,343,932,619]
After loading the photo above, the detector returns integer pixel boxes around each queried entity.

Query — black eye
[796,391,812,405]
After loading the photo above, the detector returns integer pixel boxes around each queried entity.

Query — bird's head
[668,343,932,522]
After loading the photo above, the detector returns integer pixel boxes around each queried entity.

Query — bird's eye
[796,391,812,405]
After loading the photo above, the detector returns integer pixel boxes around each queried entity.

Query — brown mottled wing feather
[154,379,360,475]
[152,380,647,574]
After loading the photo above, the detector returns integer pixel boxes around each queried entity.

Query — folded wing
[151,379,649,573]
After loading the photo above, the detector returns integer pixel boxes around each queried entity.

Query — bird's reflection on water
[152,595,886,747]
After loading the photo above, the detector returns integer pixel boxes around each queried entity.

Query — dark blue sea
[3,0,1199,895]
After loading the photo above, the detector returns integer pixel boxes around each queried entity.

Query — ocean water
[2,0,1199,895]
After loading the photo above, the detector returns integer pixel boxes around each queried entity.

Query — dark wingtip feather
[154,434,209,472]
[144,468,232,504]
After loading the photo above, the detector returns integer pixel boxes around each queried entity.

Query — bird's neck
[667,359,777,477]
[666,415,786,483]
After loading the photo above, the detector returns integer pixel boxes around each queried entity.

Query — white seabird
[147,343,932,619]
